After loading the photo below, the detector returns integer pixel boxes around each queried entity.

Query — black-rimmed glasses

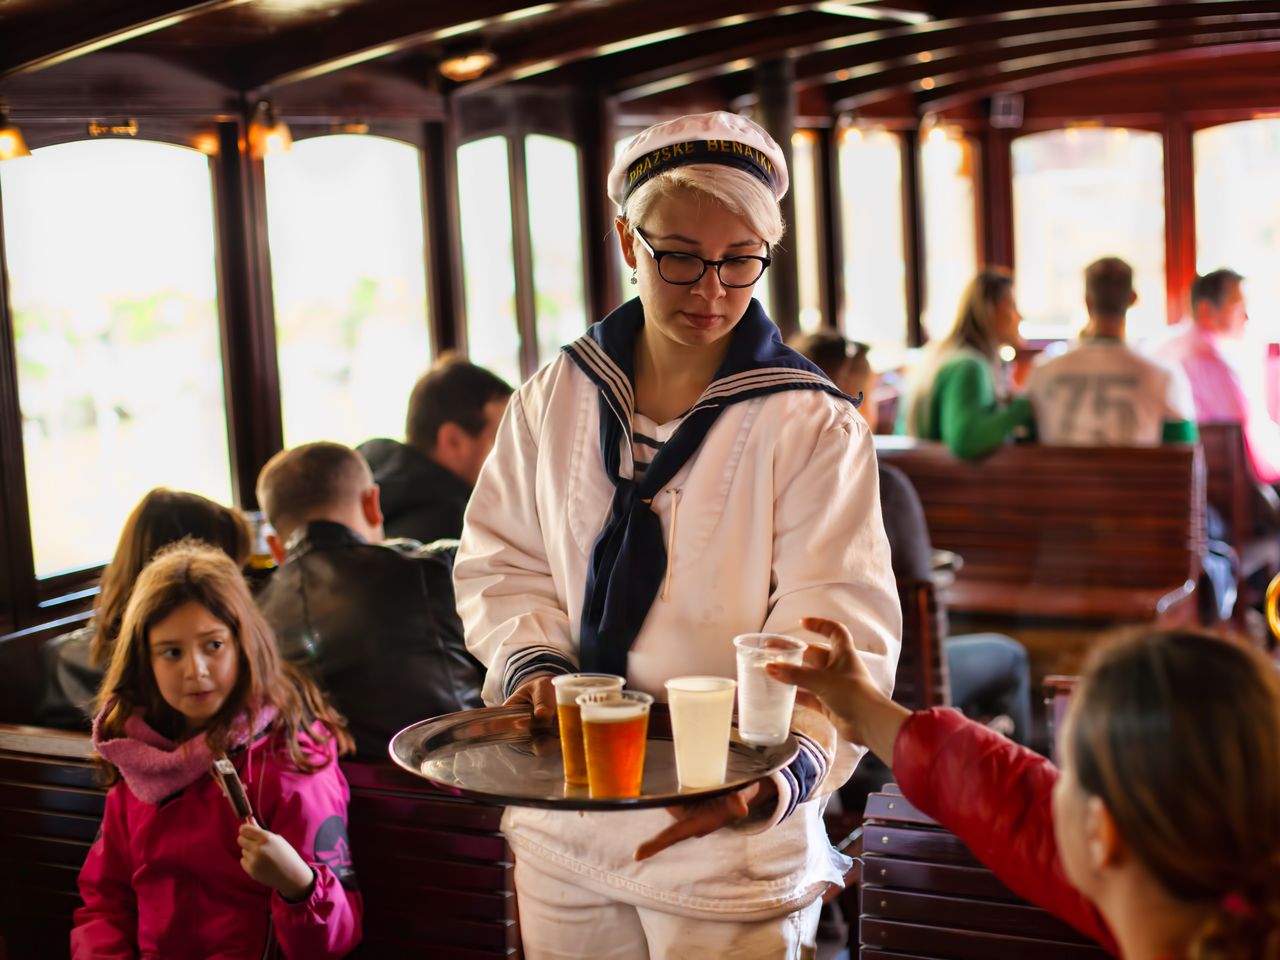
[632,228,771,288]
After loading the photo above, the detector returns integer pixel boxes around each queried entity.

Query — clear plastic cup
[551,674,625,785]
[665,676,737,788]
[733,633,806,746]
[576,690,653,799]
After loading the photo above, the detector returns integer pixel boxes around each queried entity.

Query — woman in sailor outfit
[453,111,901,959]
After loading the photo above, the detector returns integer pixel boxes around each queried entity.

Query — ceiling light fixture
[439,50,498,83]
[248,101,292,158]
[0,100,31,161]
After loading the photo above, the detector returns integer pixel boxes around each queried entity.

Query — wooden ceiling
[1,0,1279,121]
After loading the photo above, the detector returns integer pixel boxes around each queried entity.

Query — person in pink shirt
[73,542,362,960]
[1158,269,1280,487]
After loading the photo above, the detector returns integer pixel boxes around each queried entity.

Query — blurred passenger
[255,441,482,760]
[791,330,1032,744]
[773,620,1280,959]
[1027,258,1197,446]
[1158,269,1280,520]
[15,489,250,729]
[899,268,1033,459]
[358,356,513,542]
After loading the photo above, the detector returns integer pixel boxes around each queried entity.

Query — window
[1012,127,1166,341]
[1,139,232,577]
[1195,119,1280,338]
[791,130,823,332]
[921,129,978,342]
[457,136,521,386]
[839,127,908,367]
[265,134,431,448]
[526,134,588,364]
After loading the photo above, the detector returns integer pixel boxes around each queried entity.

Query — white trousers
[514,856,823,960]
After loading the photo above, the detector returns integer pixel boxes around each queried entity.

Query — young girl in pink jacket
[73,541,362,960]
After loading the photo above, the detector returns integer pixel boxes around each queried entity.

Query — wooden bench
[874,437,1204,625]
[1200,421,1280,608]
[0,724,521,959]
[860,785,1110,960]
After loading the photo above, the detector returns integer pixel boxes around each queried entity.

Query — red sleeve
[72,785,138,959]
[892,708,1119,955]
[263,736,363,959]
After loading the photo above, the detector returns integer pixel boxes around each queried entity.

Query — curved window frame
[455,125,594,382]
[1010,124,1168,343]
[1193,117,1280,336]
[263,131,435,449]
[0,129,234,617]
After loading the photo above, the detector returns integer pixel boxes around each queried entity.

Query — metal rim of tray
[389,703,799,811]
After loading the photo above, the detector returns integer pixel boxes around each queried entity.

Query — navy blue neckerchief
[562,297,858,676]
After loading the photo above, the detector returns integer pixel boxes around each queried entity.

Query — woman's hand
[768,616,910,765]
[504,675,558,727]
[633,778,777,861]
[238,821,316,902]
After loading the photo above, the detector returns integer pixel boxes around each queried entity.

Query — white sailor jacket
[454,350,901,919]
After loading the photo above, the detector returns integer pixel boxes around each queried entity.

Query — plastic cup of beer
[576,690,653,799]
[551,674,625,785]
[665,676,737,789]
[733,633,806,746]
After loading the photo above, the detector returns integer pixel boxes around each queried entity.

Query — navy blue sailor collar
[563,296,858,436]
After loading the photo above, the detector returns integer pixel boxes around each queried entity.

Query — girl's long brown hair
[1070,630,1280,958]
[91,489,252,667]
[95,541,351,785]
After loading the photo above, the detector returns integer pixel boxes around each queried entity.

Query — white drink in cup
[665,676,737,788]
[734,633,806,746]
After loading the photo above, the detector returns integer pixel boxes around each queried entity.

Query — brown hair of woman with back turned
[29,488,251,730]
[91,489,251,665]
[771,621,1280,958]
[898,267,1034,459]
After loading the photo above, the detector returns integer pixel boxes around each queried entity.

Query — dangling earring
[629,269,637,286]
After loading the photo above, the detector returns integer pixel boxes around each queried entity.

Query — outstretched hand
[633,779,776,861]
[767,616,910,765]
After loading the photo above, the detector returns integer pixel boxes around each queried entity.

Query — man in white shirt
[1027,257,1197,446]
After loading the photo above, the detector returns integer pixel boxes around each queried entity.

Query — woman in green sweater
[899,267,1033,459]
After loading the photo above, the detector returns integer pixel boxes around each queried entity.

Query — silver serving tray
[389,703,798,810]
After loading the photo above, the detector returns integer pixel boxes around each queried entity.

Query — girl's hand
[237,821,315,902]
[633,778,777,861]
[767,616,910,764]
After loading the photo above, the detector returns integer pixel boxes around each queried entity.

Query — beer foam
[552,673,624,705]
[579,700,650,723]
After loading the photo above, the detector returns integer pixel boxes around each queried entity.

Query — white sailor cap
[607,110,789,209]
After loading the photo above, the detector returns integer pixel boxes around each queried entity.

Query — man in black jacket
[255,441,484,759]
[358,356,513,543]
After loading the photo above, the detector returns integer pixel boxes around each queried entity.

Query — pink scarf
[93,701,278,804]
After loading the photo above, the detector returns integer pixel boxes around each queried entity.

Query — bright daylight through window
[1013,127,1166,342]
[1,139,232,578]
[265,134,431,448]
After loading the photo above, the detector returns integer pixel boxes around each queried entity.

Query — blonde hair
[96,541,352,785]
[939,267,1014,361]
[621,165,785,245]
[1070,630,1280,958]
[900,267,1014,436]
